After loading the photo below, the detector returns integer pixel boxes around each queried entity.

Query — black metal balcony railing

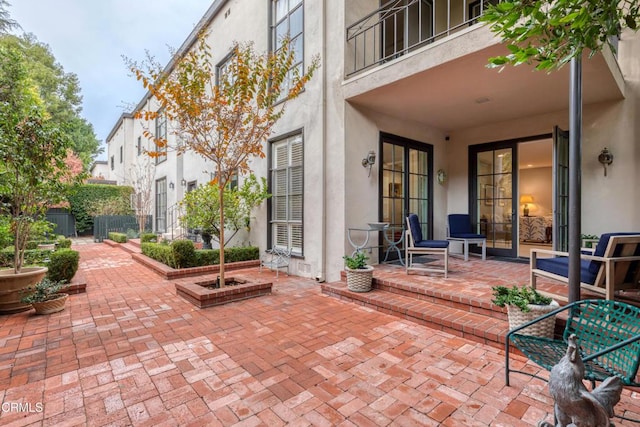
[346,0,496,76]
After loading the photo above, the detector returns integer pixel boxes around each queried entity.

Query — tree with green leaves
[481,0,640,302]
[128,33,318,285]
[0,0,19,34]
[0,43,75,272]
[482,0,639,70]
[181,174,270,249]
[0,34,102,167]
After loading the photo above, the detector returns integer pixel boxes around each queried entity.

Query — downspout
[317,0,327,283]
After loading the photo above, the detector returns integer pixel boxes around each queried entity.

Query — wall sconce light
[361,150,376,177]
[169,182,175,190]
[598,147,613,176]
[520,194,534,217]
[181,179,187,187]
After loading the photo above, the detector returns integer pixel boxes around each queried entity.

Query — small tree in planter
[127,34,318,286]
[492,285,559,338]
[181,174,269,249]
[343,252,374,293]
[0,44,74,313]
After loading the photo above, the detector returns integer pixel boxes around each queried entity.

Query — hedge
[108,232,127,243]
[171,240,197,268]
[141,242,259,268]
[140,233,157,243]
[68,184,134,233]
[141,242,175,268]
[56,238,73,249]
[47,249,80,283]
[0,247,53,268]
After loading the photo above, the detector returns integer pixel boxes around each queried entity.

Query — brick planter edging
[63,271,87,294]
[131,252,260,280]
[175,277,272,308]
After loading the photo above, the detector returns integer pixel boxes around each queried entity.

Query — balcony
[346,0,497,77]
[344,0,625,132]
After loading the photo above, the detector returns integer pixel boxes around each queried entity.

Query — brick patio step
[128,238,141,248]
[119,242,142,254]
[373,275,507,321]
[321,279,508,349]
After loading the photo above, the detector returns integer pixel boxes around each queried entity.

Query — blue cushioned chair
[446,214,486,261]
[531,233,640,301]
[405,214,449,277]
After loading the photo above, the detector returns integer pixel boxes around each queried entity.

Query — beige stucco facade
[105,1,640,283]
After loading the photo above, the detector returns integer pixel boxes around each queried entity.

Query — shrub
[0,248,11,267]
[126,229,139,239]
[0,247,52,268]
[0,215,13,249]
[140,233,157,243]
[171,240,197,268]
[195,250,219,266]
[141,243,259,268]
[224,246,260,263]
[47,249,80,283]
[194,246,259,266]
[108,232,127,243]
[56,238,72,249]
[141,243,175,268]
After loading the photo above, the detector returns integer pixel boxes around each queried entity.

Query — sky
[9,0,213,161]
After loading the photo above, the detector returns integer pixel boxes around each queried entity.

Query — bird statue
[539,334,623,427]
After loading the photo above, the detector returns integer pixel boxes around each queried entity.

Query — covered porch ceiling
[343,44,624,133]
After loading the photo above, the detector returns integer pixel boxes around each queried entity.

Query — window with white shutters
[270,134,303,254]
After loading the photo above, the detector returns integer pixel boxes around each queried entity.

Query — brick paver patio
[1,240,639,426]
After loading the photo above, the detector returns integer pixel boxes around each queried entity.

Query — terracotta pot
[31,293,68,315]
[0,267,48,314]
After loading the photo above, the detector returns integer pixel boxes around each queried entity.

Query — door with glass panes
[380,133,432,261]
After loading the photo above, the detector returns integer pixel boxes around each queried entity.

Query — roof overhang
[343,26,625,133]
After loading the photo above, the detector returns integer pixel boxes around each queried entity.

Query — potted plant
[492,285,559,338]
[0,46,75,313]
[21,278,68,315]
[343,252,374,292]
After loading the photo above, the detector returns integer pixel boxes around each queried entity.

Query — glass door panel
[380,135,432,261]
[408,148,429,228]
[473,145,517,257]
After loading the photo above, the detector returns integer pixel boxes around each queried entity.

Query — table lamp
[520,194,534,217]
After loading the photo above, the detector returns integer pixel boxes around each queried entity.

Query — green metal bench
[506,299,640,389]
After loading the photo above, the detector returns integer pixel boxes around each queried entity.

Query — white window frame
[269,132,303,255]
[271,0,304,100]
[216,52,236,87]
